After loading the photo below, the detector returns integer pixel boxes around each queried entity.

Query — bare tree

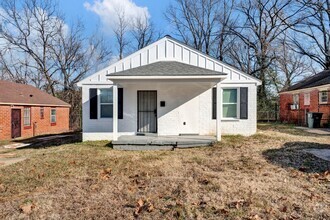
[166,0,218,55]
[131,12,155,50]
[232,0,307,108]
[113,9,130,60]
[291,0,330,70]
[0,0,63,95]
[269,33,313,93]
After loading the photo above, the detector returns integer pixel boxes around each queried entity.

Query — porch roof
[107,61,226,80]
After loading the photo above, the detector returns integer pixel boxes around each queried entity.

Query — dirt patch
[0,124,329,219]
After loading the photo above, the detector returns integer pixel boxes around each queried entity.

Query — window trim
[304,93,310,106]
[40,107,44,119]
[99,88,114,119]
[23,107,31,129]
[319,90,328,104]
[293,94,299,105]
[222,88,240,120]
[50,108,56,125]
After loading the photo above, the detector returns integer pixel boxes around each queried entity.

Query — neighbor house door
[11,109,21,139]
[137,91,157,133]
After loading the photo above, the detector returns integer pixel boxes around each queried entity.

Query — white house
[77,36,261,142]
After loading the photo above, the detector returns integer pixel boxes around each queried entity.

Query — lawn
[0,123,329,219]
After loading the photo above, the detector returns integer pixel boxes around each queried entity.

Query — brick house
[279,70,330,127]
[0,80,71,140]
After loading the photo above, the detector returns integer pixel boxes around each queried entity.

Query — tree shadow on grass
[263,142,330,173]
[16,132,82,149]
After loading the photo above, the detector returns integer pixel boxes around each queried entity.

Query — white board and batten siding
[78,36,260,86]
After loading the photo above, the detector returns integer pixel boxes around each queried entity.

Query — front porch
[112,134,216,150]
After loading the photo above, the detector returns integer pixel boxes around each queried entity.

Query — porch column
[113,84,118,141]
[216,81,222,141]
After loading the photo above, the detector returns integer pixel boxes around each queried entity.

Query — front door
[137,91,157,133]
[11,109,21,139]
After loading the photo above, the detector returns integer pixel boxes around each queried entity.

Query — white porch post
[113,84,118,141]
[216,81,222,141]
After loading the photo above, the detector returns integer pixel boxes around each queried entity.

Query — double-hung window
[320,91,328,104]
[293,94,299,105]
[23,107,31,127]
[51,108,56,124]
[100,89,113,118]
[222,89,238,118]
[304,93,310,106]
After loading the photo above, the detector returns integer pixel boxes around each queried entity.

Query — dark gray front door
[137,91,157,133]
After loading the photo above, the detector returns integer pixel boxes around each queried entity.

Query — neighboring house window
[50,108,56,124]
[100,88,113,118]
[293,94,299,105]
[320,91,328,104]
[304,93,310,106]
[223,89,238,118]
[40,107,44,119]
[23,107,31,127]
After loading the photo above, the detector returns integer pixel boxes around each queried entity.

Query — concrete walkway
[303,149,330,162]
[295,127,330,135]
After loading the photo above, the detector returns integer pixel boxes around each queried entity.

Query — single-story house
[77,36,261,142]
[0,80,71,140]
[279,70,330,127]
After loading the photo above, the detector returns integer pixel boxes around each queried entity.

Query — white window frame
[222,88,240,119]
[23,107,31,127]
[304,93,310,106]
[50,108,56,124]
[99,88,113,119]
[293,94,299,105]
[319,90,328,104]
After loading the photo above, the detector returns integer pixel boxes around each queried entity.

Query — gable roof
[78,35,261,86]
[0,80,70,107]
[281,70,330,92]
[107,61,227,77]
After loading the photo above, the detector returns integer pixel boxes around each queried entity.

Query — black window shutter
[118,88,123,119]
[89,88,98,119]
[212,87,217,119]
[240,87,248,119]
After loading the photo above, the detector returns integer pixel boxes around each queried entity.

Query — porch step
[113,145,174,151]
[112,140,215,151]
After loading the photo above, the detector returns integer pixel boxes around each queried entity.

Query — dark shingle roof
[0,80,70,107]
[107,61,226,77]
[282,70,330,92]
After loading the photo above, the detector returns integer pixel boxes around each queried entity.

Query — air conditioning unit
[290,104,299,110]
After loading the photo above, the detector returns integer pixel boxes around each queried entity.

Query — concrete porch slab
[112,135,216,150]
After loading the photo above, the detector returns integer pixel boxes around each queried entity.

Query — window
[320,91,328,104]
[23,107,31,127]
[293,94,299,105]
[223,89,238,118]
[50,108,56,124]
[40,107,44,119]
[100,89,113,118]
[304,93,310,106]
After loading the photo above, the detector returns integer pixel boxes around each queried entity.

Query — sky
[58,0,173,37]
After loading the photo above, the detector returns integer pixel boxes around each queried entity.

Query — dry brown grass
[0,123,329,219]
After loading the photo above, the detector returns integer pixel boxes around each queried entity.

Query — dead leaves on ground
[20,202,36,215]
[99,168,112,180]
[133,198,154,217]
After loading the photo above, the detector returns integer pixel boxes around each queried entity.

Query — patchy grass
[0,124,329,219]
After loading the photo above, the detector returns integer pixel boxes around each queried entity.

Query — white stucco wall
[82,82,257,141]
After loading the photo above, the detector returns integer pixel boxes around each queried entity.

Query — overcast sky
[58,0,172,36]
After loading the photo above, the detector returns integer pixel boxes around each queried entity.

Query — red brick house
[279,71,330,127]
[0,80,71,140]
